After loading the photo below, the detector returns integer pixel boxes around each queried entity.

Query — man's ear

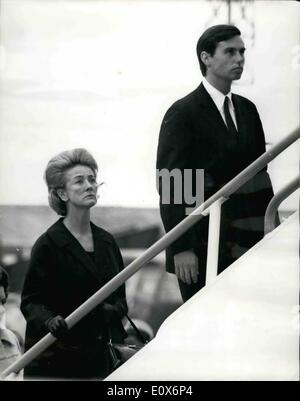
[200,51,211,69]
[57,189,68,202]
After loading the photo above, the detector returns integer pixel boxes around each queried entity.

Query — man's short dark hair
[196,24,241,76]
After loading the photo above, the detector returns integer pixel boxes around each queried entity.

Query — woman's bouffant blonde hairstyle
[44,148,98,216]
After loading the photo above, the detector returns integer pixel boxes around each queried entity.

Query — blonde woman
[21,149,127,380]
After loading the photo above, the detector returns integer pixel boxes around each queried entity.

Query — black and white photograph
[0,0,299,384]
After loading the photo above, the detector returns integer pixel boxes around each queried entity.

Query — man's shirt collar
[202,77,233,110]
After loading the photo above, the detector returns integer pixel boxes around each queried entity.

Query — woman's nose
[85,179,93,189]
[85,179,97,192]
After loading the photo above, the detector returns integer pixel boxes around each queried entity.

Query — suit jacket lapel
[196,83,247,137]
[196,83,239,152]
[195,83,229,135]
[231,94,248,148]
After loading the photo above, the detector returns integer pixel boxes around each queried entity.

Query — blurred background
[0,0,299,345]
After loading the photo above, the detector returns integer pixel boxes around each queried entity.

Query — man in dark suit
[156,25,276,302]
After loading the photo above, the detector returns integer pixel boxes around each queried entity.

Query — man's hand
[174,250,199,285]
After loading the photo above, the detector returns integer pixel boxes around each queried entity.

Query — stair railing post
[203,197,227,285]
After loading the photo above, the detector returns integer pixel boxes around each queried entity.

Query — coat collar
[46,218,112,247]
[46,218,113,283]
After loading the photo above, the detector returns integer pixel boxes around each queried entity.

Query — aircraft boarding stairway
[107,211,299,381]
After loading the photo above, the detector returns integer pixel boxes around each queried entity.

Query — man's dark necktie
[224,96,238,135]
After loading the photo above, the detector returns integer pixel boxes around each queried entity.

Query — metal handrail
[264,175,300,235]
[1,127,299,379]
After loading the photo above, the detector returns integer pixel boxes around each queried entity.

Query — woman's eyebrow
[72,174,95,179]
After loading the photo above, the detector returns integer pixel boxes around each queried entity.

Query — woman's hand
[101,303,121,324]
[45,315,69,339]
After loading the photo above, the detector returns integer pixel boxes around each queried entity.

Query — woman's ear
[57,189,68,202]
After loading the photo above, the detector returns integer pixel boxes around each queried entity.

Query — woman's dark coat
[21,218,127,378]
